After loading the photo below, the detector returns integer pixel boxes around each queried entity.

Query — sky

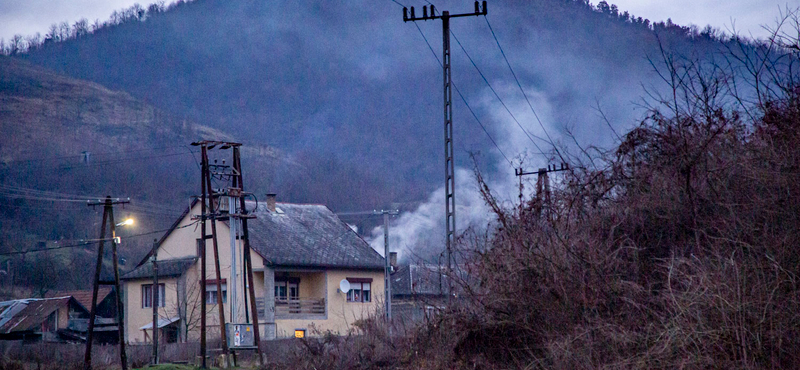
[0,0,798,42]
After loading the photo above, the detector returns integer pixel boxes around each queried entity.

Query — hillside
[13,0,738,211]
[0,55,284,293]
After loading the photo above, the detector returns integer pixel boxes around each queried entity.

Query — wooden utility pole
[403,1,487,297]
[199,147,209,369]
[85,196,129,370]
[191,141,262,365]
[151,239,159,365]
[233,145,263,363]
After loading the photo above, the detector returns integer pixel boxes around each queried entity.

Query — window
[205,283,227,304]
[275,279,299,302]
[346,279,371,303]
[142,284,165,308]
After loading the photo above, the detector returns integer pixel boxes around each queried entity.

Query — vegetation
[258,12,800,370]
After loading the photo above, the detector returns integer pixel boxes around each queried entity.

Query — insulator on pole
[403,7,408,21]
[410,6,415,19]
[423,6,428,18]
[483,1,488,15]
[474,1,479,13]
[430,5,435,16]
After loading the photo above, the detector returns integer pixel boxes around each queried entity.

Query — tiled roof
[45,287,113,310]
[247,202,384,269]
[0,297,77,334]
[121,256,197,280]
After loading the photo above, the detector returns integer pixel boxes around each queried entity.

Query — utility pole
[403,1,487,296]
[85,196,130,370]
[232,145,263,364]
[378,209,399,325]
[151,239,159,365]
[336,209,399,323]
[228,194,238,323]
[191,141,262,365]
[515,163,569,214]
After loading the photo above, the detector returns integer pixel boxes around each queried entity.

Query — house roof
[0,297,83,334]
[122,256,197,280]
[246,202,384,270]
[392,264,449,297]
[45,287,114,310]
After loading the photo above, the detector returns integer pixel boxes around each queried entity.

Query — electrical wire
[411,22,515,167]
[448,30,548,155]
[0,220,200,257]
[484,16,561,157]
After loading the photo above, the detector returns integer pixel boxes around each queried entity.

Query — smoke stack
[389,252,398,270]
[266,193,277,212]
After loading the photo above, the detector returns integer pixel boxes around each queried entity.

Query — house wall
[123,277,179,343]
[56,307,66,330]
[123,201,385,342]
[274,269,384,338]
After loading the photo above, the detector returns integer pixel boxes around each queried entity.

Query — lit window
[205,283,227,304]
[142,284,165,308]
[346,281,371,302]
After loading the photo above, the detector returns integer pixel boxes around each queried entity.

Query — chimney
[266,193,277,212]
[389,252,398,270]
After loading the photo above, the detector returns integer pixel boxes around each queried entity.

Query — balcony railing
[256,297,326,319]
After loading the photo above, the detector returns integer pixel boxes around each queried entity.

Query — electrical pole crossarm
[403,1,487,22]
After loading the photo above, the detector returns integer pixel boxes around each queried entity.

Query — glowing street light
[116,218,134,227]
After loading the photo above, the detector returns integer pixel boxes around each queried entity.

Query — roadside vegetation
[261,12,800,370]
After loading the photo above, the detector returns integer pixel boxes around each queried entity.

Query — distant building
[391,264,450,323]
[45,287,117,319]
[0,297,88,342]
[121,195,386,343]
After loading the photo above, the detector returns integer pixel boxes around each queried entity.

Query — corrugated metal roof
[122,256,197,280]
[392,265,449,297]
[0,297,73,334]
[246,202,384,269]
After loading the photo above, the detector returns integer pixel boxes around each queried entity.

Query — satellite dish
[339,279,351,293]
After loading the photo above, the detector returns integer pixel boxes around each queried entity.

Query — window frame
[345,278,372,303]
[205,282,228,305]
[142,283,166,308]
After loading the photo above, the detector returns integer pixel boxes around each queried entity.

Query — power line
[484,16,561,157]
[0,220,200,257]
[448,28,548,155]
[412,20,514,167]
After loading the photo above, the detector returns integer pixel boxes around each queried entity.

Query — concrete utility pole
[378,210,399,323]
[403,1,487,296]
[151,239,159,365]
[229,195,238,323]
[85,196,130,370]
[336,209,399,323]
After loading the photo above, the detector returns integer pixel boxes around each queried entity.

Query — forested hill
[0,55,287,290]
[12,0,737,210]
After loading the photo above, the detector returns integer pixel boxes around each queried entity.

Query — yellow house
[121,195,385,343]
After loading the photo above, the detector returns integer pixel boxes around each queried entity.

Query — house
[121,195,386,343]
[391,264,450,323]
[0,297,89,342]
[45,287,117,319]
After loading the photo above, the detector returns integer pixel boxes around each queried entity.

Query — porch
[255,270,327,320]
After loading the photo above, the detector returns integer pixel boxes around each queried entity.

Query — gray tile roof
[247,202,384,270]
[121,256,197,280]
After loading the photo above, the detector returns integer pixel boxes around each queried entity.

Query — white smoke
[368,84,557,262]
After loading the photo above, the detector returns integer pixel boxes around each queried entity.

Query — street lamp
[116,218,134,227]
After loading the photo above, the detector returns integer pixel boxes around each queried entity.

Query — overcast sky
[0,0,797,42]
